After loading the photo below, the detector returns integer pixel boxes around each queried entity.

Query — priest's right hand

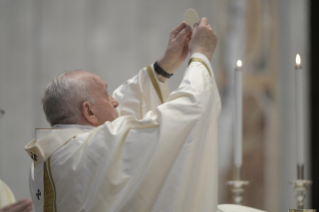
[189,17,217,61]
[0,199,33,212]
[157,22,192,78]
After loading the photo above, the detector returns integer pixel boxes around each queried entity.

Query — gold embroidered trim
[188,58,211,77]
[147,65,164,103]
[43,157,57,212]
[31,150,37,161]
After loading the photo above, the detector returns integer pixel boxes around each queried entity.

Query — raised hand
[189,17,217,61]
[157,22,192,76]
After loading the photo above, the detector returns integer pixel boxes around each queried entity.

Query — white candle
[295,54,304,166]
[234,60,243,168]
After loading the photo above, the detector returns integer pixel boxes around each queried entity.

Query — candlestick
[228,60,248,205]
[227,179,249,205]
[234,60,243,168]
[290,54,312,210]
[289,179,312,209]
[295,54,304,167]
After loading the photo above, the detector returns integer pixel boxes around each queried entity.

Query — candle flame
[237,60,242,68]
[296,54,301,66]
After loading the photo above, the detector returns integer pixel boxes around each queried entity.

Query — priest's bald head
[42,70,119,127]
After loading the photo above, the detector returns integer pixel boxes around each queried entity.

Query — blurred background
[0,0,313,211]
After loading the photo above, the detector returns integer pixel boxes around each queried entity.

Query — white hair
[42,70,96,126]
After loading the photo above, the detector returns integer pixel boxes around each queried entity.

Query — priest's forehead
[84,72,107,90]
[90,73,107,88]
[64,70,107,91]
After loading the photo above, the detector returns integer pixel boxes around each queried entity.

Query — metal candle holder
[289,164,312,209]
[227,166,249,204]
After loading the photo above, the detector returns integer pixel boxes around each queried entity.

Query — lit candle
[234,60,243,169]
[295,54,304,166]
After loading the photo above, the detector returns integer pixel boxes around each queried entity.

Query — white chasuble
[25,53,221,212]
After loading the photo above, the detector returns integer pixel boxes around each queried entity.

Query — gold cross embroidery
[31,151,38,161]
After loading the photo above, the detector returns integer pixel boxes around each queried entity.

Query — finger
[21,204,33,212]
[192,22,199,37]
[27,205,33,212]
[7,200,31,212]
[22,199,33,212]
[171,22,187,38]
[1,200,25,211]
[199,17,208,26]
[185,33,192,45]
[172,22,187,34]
[175,25,191,43]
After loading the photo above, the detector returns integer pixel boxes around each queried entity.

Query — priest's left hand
[0,199,33,212]
[157,22,192,78]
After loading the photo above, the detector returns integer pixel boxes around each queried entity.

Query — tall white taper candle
[234,60,243,168]
[295,54,304,166]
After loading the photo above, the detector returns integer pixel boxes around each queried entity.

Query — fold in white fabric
[25,53,221,212]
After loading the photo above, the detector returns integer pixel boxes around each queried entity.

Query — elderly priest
[25,18,221,212]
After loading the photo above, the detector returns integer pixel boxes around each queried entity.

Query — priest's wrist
[153,60,173,82]
[157,55,176,75]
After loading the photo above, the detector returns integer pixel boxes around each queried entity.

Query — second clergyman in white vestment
[25,19,221,212]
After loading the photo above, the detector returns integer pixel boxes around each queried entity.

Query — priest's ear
[82,101,98,126]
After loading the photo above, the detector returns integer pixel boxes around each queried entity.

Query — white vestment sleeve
[113,65,169,119]
[95,53,221,211]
